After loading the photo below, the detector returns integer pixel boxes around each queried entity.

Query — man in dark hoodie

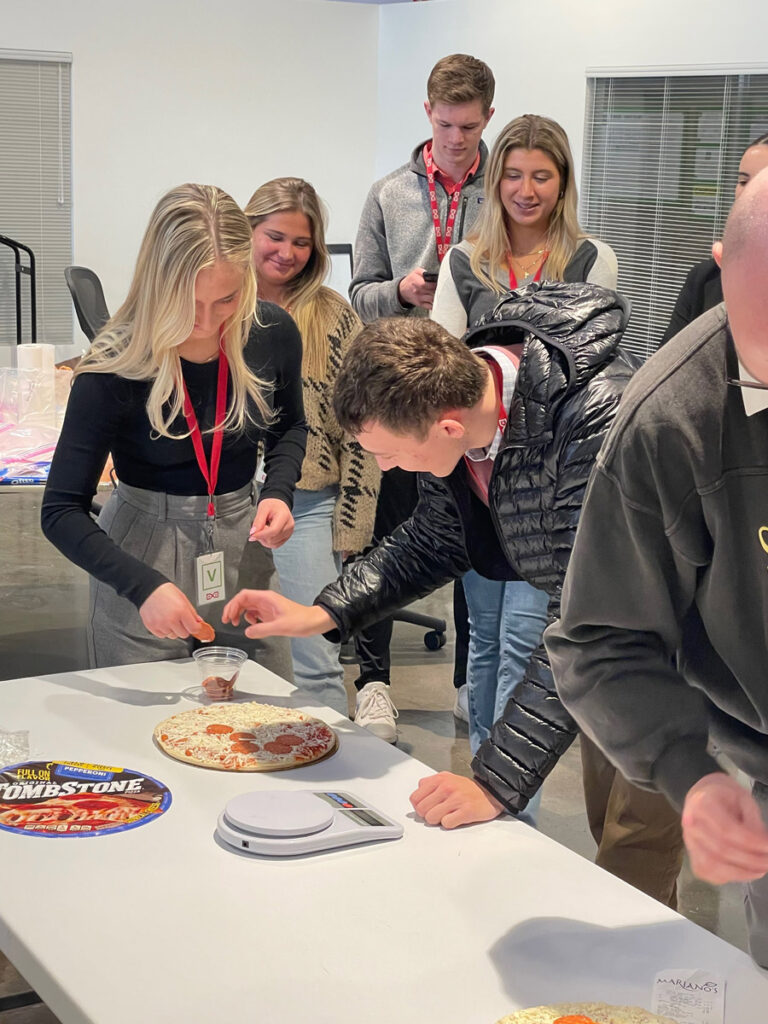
[547,169,768,964]
[223,283,683,905]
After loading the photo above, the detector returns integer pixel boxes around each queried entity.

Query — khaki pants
[745,782,768,967]
[580,734,684,908]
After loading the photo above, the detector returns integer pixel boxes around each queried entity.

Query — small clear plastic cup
[192,646,248,702]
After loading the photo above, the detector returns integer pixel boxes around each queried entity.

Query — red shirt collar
[424,142,481,193]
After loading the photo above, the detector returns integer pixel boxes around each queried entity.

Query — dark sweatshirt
[546,303,768,808]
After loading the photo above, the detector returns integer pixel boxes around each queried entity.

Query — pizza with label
[154,702,338,771]
[495,1005,677,1023]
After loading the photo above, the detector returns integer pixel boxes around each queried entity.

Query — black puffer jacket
[316,281,639,812]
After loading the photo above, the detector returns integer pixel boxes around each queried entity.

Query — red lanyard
[424,146,467,263]
[508,253,548,290]
[182,340,229,519]
[488,358,508,437]
[464,358,508,493]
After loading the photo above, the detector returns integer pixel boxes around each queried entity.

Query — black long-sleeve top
[660,257,722,346]
[41,303,307,608]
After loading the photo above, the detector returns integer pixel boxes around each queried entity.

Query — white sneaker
[354,681,398,743]
[453,683,469,723]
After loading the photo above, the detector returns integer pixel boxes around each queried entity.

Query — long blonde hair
[244,177,338,380]
[76,183,271,437]
[469,114,584,292]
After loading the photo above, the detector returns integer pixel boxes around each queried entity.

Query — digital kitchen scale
[216,790,404,857]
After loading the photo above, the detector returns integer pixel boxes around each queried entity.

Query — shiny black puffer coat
[317,281,639,813]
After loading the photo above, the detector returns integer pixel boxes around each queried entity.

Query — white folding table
[0,659,766,1023]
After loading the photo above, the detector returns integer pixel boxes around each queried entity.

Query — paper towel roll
[16,343,56,373]
[16,345,56,427]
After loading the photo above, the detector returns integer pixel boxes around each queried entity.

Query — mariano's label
[0,761,171,838]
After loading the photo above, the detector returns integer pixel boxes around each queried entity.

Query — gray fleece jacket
[349,139,489,323]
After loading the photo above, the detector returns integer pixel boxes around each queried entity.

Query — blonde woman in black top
[42,183,306,669]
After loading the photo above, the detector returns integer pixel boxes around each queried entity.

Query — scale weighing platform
[216,790,404,857]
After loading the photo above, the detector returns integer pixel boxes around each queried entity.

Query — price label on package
[651,969,725,1023]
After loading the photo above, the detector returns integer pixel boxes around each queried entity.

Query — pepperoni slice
[264,739,293,754]
[230,741,260,754]
[276,732,303,747]
[230,732,255,742]
[190,620,215,643]
[553,1017,598,1024]
[205,724,234,735]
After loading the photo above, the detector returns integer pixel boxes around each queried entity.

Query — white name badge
[196,551,225,605]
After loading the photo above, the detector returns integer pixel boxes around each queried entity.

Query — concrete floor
[0,488,749,1022]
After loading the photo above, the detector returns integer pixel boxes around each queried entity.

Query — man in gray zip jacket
[347,54,496,741]
[349,53,495,323]
[546,167,768,966]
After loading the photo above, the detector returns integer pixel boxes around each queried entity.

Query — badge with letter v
[196,551,225,605]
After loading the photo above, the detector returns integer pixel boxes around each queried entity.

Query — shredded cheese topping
[154,702,336,770]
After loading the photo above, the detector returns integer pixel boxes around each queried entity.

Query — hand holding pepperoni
[139,582,204,640]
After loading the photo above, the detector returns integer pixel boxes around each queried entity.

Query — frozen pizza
[0,761,171,838]
[495,1005,677,1024]
[154,702,338,771]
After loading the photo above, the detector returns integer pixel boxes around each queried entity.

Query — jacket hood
[464,280,634,443]
[409,139,489,180]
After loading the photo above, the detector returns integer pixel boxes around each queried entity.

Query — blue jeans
[272,486,348,716]
[463,570,549,817]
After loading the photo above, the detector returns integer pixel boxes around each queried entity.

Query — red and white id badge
[196,550,225,605]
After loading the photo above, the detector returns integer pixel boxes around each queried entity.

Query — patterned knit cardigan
[296,288,380,553]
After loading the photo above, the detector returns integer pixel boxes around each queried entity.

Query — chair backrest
[64,265,110,342]
[327,243,354,300]
[327,243,353,275]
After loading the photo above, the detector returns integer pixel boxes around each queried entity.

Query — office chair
[393,603,447,650]
[64,265,110,341]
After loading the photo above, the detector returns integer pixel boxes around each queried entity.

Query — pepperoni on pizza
[154,702,338,771]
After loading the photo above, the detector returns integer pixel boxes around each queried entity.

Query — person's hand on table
[222,590,334,640]
[410,772,505,829]
[139,582,203,640]
[249,499,294,548]
[397,268,437,310]
[682,772,768,884]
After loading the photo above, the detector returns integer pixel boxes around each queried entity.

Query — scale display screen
[317,791,357,809]
[341,807,387,827]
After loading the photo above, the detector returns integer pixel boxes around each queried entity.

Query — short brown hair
[333,317,487,439]
[427,54,495,115]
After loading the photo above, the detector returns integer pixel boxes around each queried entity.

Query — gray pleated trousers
[88,481,293,681]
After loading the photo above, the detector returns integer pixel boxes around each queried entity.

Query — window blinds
[581,69,768,361]
[0,53,73,351]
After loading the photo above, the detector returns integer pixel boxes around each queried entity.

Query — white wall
[1,0,379,353]
[5,0,767,356]
[375,0,768,180]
